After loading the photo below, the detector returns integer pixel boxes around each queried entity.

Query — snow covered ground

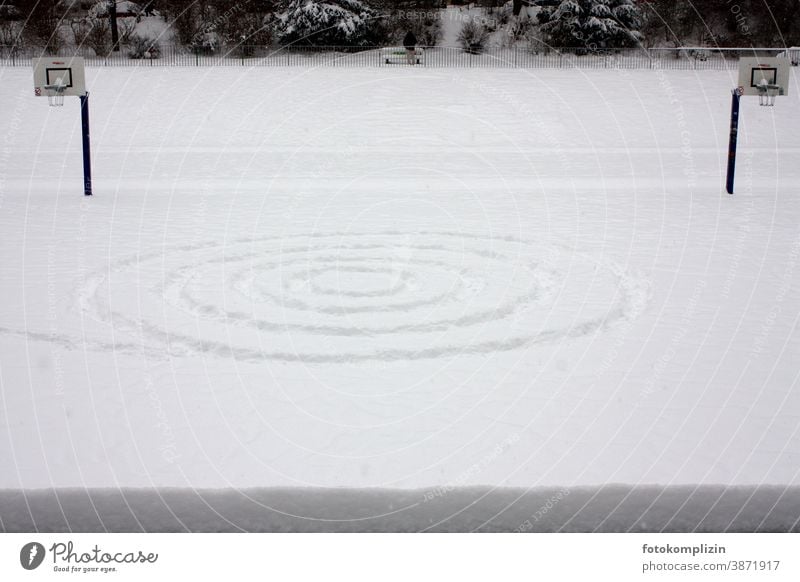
[0,65,799,495]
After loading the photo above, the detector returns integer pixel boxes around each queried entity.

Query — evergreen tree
[607,0,642,47]
[274,0,385,47]
[537,0,643,50]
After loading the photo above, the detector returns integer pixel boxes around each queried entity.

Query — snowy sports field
[1,64,799,506]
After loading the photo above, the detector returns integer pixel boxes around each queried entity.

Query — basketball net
[757,83,781,107]
[44,78,66,107]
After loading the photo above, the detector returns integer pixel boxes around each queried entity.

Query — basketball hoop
[756,83,782,107]
[727,57,790,194]
[44,82,66,107]
[32,57,93,195]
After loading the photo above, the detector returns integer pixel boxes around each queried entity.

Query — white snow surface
[0,65,799,490]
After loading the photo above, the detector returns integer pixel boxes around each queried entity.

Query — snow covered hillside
[0,65,798,493]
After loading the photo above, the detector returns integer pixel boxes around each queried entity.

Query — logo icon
[20,542,46,570]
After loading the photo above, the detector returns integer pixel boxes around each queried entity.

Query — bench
[382,47,424,65]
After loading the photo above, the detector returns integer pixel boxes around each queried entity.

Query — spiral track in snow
[59,231,650,363]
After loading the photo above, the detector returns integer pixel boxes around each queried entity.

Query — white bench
[382,47,424,65]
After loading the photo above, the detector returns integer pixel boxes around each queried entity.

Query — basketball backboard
[737,57,790,97]
[33,57,86,98]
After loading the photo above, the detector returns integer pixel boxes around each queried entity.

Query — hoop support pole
[80,93,92,196]
[725,88,741,195]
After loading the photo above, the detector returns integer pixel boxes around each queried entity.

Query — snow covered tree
[274,0,386,47]
[607,0,642,46]
[537,0,643,51]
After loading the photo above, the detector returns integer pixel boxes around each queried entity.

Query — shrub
[128,34,161,58]
[70,17,112,55]
[117,17,139,45]
[221,13,274,56]
[191,31,220,54]
[458,20,490,54]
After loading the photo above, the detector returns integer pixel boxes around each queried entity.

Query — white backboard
[737,57,790,97]
[33,57,86,98]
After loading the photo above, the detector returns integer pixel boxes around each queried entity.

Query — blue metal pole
[725,88,742,195]
[80,93,92,196]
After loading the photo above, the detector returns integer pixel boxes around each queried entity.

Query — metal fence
[0,44,793,70]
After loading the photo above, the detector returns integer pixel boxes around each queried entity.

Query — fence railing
[0,44,794,70]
